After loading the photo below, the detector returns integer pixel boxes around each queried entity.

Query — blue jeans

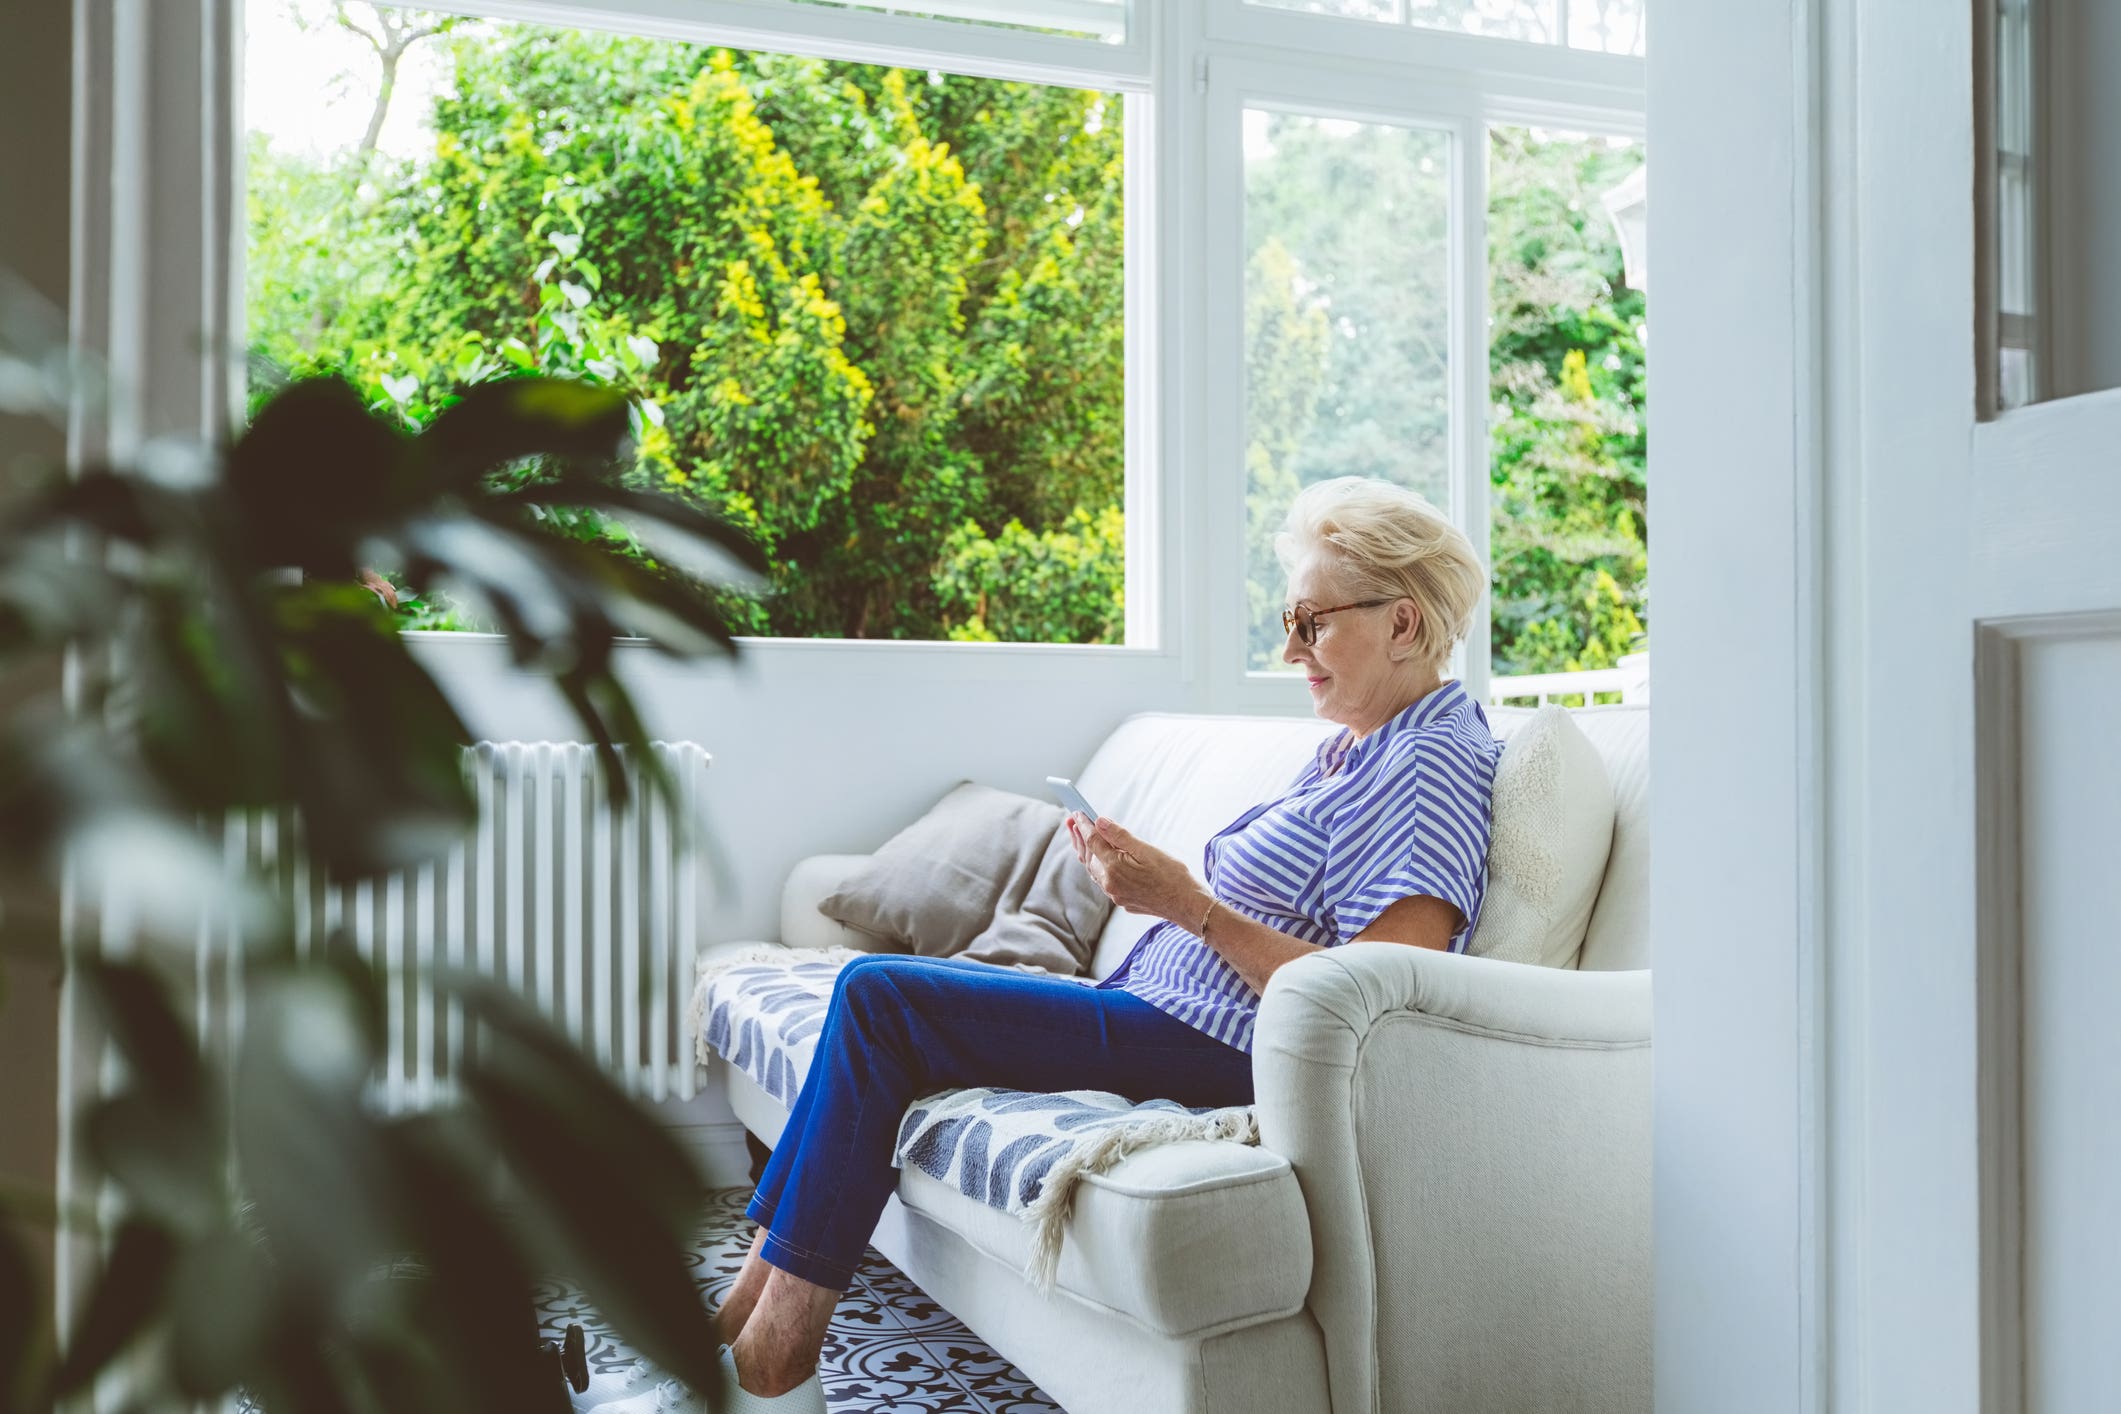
[746,953,1255,1290]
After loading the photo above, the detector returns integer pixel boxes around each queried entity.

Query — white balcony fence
[1488,652,1649,708]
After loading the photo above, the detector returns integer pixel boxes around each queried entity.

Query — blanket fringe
[1017,1106,1260,1292]
[687,944,871,1068]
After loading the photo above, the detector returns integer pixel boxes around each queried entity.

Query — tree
[331,3,467,164]
[247,18,1129,643]
[245,8,1647,669]
[1240,113,1453,668]
[1486,127,1648,681]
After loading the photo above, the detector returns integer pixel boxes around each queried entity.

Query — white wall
[414,636,1280,943]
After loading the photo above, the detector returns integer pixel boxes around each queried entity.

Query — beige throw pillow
[1467,705,1617,969]
[818,782,1111,976]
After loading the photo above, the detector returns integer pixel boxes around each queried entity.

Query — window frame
[1196,19,1642,710]
[81,0,1642,696]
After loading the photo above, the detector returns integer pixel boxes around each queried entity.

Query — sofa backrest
[1073,699,1651,979]
[1488,702,1651,971]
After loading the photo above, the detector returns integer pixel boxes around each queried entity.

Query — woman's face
[1283,550,1417,734]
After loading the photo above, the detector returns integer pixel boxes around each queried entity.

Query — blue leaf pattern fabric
[693,950,1260,1282]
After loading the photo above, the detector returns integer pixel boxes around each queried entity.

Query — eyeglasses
[1281,599,1395,646]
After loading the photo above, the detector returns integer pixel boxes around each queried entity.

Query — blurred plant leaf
[48,1219,175,1400]
[374,1114,569,1414]
[2,318,758,1408]
[81,954,210,1108]
[227,377,405,578]
[455,979,723,1401]
[418,378,633,489]
[85,1095,226,1236]
[0,1217,44,1414]
[167,1228,274,1399]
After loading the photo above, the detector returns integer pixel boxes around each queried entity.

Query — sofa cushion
[818,782,1111,975]
[1471,705,1616,969]
[1561,706,1650,971]
[897,1138,1313,1339]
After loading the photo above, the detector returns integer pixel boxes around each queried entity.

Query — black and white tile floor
[535,1186,1064,1414]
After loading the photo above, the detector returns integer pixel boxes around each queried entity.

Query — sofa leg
[745,1132,772,1185]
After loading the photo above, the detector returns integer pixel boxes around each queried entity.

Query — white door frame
[1664,0,2121,1408]
[1649,0,1831,1409]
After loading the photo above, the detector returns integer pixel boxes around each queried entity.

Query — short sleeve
[1322,735,1491,946]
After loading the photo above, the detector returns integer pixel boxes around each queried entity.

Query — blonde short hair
[1273,477,1485,672]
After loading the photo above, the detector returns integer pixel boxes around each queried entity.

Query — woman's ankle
[710,1301,750,1350]
[727,1334,816,1398]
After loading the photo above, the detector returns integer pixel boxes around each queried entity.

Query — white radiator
[215,740,713,1110]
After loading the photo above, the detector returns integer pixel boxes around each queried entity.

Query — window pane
[789,0,1128,42]
[1250,0,1405,20]
[1409,0,1561,45]
[1249,0,1647,55]
[1565,0,1646,56]
[1244,109,1452,672]
[1487,127,1648,694]
[245,1,1127,643]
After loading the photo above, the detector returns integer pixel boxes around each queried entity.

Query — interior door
[1838,1,2121,1409]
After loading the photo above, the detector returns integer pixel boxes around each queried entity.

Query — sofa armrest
[1254,945,1651,1414]
[780,854,892,952]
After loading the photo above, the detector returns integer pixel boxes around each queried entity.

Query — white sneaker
[590,1346,826,1414]
[571,1356,669,1413]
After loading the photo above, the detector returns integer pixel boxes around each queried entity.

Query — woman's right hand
[1064,811,1093,866]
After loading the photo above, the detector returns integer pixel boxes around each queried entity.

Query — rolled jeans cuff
[754,1221,858,1291]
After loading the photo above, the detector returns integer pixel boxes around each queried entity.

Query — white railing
[1489,652,1649,707]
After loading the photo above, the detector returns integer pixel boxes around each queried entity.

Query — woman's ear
[1390,598,1423,658]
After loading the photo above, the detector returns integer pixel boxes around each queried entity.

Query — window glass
[788,0,1129,43]
[1487,126,1647,702]
[244,0,1127,643]
[1255,0,1403,20]
[1564,0,1645,55]
[1243,109,1452,672]
[1987,0,2121,406]
[1250,0,1644,57]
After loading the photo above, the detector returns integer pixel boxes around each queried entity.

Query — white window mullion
[1198,48,1252,710]
[1450,114,1493,704]
[1123,86,1162,651]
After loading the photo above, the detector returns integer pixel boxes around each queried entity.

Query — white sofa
[700,704,1651,1414]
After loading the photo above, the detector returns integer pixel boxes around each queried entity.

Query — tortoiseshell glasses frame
[1281,598,1395,646]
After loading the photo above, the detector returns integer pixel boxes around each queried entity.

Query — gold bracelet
[1195,894,1218,940]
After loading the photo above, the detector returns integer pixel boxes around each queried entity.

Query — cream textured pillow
[818,782,1112,976]
[1467,705,1617,969]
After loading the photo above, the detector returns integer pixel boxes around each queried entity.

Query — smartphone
[1046,776,1100,824]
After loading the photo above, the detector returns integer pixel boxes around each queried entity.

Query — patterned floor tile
[534,1185,1064,1414]
[239,1186,1058,1413]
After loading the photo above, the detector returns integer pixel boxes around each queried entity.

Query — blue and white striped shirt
[1096,678,1501,1052]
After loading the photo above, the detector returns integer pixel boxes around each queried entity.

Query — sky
[244,0,473,160]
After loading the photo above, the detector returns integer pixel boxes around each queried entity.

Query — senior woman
[586,476,1501,1414]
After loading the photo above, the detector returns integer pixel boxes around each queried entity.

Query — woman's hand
[1068,813,1208,923]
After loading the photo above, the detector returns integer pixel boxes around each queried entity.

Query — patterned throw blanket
[689,948,1260,1290]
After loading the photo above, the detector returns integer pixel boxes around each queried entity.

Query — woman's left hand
[1077,816,1205,922]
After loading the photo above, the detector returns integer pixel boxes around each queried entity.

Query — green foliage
[1486,128,1648,676]
[247,17,1646,670]
[248,23,1126,641]
[936,504,1125,643]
